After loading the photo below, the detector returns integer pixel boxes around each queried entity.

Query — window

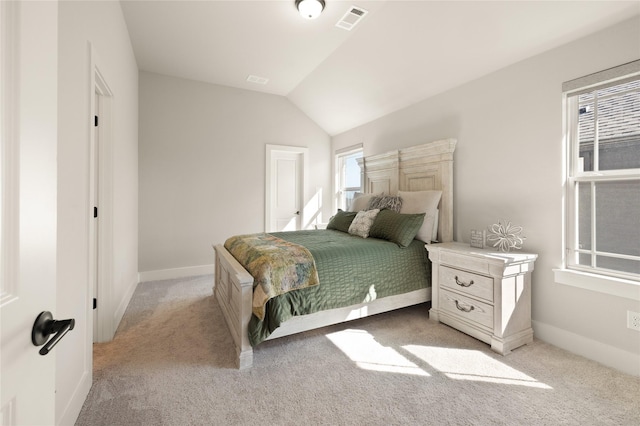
[563,62,640,282]
[335,145,363,211]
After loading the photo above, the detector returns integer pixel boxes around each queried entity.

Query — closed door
[266,146,306,232]
[272,151,301,231]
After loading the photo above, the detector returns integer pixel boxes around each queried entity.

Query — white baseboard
[56,370,91,426]
[533,320,639,377]
[138,264,215,283]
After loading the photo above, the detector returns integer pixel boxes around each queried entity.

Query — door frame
[89,44,114,343]
[265,144,308,232]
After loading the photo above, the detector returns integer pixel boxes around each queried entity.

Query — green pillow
[326,209,357,233]
[369,209,426,248]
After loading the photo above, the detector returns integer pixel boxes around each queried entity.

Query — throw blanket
[224,233,320,320]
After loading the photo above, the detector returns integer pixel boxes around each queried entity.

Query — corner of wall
[113,277,138,332]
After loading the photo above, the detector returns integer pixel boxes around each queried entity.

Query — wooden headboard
[356,139,457,242]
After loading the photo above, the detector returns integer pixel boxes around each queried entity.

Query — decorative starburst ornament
[486,220,525,252]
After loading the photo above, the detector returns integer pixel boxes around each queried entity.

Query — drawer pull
[454,276,474,287]
[454,300,475,313]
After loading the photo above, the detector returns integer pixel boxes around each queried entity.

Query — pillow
[350,193,376,212]
[348,209,380,238]
[398,190,442,243]
[326,209,357,233]
[369,210,426,248]
[367,195,402,213]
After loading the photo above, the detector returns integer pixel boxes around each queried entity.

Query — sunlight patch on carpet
[326,329,430,376]
[403,345,552,389]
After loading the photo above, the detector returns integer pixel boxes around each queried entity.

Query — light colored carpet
[76,275,640,425]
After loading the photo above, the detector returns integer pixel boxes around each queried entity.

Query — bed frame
[214,138,457,369]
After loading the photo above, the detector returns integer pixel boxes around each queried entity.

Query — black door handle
[31,311,75,355]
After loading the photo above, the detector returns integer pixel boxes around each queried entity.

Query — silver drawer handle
[454,276,474,287]
[454,300,475,313]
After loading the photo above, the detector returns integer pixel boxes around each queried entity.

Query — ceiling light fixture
[296,0,325,20]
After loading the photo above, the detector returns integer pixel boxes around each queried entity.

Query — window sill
[553,268,640,301]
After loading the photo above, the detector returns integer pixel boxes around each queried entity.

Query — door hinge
[93,298,97,310]
[93,206,98,218]
[94,115,98,127]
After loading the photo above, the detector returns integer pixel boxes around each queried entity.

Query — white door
[273,151,301,231]
[266,146,307,232]
[1,1,58,425]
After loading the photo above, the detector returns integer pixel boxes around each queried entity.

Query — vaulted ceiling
[120,0,640,135]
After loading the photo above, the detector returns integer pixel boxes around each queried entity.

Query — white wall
[57,1,138,424]
[332,17,640,375]
[138,72,331,276]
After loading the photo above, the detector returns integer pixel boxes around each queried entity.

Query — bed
[213,138,457,369]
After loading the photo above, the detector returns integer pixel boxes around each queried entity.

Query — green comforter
[246,229,431,346]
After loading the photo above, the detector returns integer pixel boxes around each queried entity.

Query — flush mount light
[296,0,325,20]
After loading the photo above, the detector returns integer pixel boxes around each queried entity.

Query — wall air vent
[335,6,368,31]
[246,75,269,85]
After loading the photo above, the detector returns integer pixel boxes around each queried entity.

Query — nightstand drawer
[439,288,493,329]
[439,266,493,302]
[440,251,490,274]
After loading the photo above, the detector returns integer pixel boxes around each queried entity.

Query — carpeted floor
[76,275,640,425]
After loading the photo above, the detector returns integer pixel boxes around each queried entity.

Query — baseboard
[533,320,639,377]
[56,370,91,426]
[138,264,215,282]
[113,277,138,332]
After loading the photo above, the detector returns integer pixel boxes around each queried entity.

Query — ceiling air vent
[335,6,368,31]
[246,75,269,85]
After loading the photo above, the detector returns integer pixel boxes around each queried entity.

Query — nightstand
[427,242,537,355]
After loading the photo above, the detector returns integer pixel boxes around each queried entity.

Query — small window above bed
[335,145,363,211]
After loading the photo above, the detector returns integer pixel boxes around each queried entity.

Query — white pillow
[350,192,377,212]
[348,209,380,238]
[398,190,442,243]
